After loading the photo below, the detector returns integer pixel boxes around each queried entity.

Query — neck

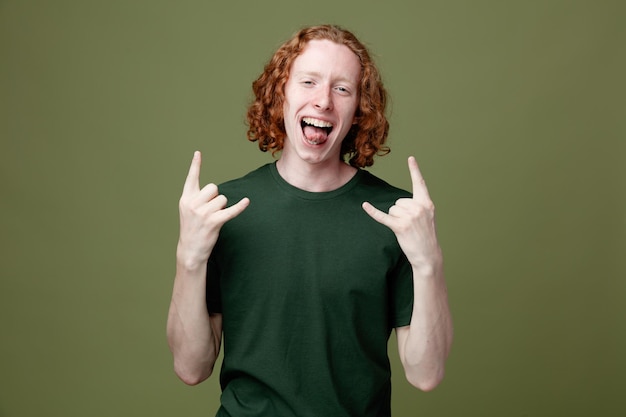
[275,158,357,192]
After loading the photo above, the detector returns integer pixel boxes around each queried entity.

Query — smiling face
[281,39,361,169]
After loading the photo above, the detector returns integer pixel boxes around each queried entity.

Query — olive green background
[1,0,624,416]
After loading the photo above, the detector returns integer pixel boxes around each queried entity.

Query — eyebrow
[293,70,358,87]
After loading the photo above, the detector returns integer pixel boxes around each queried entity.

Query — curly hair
[246,25,390,168]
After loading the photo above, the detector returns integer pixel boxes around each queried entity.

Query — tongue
[303,125,328,142]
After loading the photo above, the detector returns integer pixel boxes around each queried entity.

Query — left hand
[362,156,442,271]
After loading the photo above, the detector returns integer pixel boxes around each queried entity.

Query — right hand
[177,151,250,268]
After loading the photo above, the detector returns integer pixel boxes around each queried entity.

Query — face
[281,39,361,168]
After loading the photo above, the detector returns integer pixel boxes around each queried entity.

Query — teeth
[302,117,333,128]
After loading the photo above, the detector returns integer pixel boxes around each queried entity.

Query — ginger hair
[246,25,390,168]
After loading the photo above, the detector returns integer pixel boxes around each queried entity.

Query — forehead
[290,39,361,83]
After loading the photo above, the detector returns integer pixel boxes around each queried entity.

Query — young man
[167,25,453,416]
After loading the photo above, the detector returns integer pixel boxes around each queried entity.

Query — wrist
[176,242,210,273]
[410,251,443,279]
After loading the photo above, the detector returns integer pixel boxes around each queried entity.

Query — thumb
[362,202,391,227]
[218,197,250,223]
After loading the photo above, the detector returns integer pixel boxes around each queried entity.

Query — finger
[197,182,220,203]
[408,156,431,200]
[362,201,393,228]
[204,193,229,212]
[183,151,201,194]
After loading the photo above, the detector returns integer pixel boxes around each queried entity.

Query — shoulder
[218,163,274,199]
[357,170,412,201]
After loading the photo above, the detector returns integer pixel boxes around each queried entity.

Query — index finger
[408,156,431,200]
[183,151,201,194]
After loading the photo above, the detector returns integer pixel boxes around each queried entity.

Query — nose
[314,86,333,111]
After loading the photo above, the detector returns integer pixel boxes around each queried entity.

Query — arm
[395,259,452,391]
[166,151,249,385]
[362,156,453,391]
[167,261,222,385]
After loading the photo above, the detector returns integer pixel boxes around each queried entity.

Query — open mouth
[301,117,333,145]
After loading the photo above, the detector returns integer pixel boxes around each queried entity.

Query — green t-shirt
[208,163,413,417]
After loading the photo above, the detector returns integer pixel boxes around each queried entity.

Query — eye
[301,80,315,87]
[335,86,351,95]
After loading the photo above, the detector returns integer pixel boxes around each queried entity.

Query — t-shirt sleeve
[389,253,414,328]
[206,257,222,314]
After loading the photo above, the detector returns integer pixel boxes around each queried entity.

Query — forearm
[167,255,220,385]
[398,259,453,391]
